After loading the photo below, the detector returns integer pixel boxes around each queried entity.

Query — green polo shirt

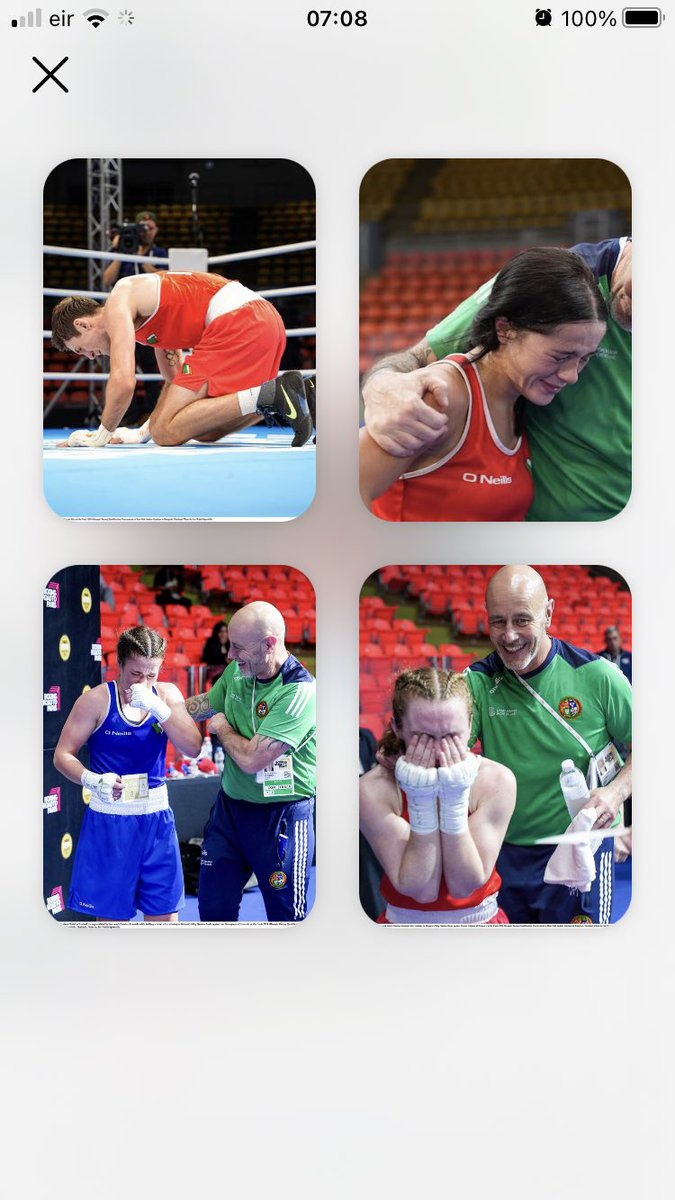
[467,640,632,844]
[208,655,316,803]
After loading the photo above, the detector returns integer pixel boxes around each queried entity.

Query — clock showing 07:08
[307,10,368,25]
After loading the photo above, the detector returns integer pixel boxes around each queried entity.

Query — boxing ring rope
[44,285,316,301]
[43,238,316,405]
[43,326,316,338]
[207,242,315,264]
[44,371,316,381]
[43,239,316,267]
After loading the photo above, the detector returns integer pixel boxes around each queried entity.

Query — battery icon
[623,7,662,23]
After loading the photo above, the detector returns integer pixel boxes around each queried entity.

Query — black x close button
[32,57,69,93]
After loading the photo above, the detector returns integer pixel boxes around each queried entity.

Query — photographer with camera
[102,210,167,287]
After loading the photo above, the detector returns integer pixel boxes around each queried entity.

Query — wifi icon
[83,7,108,25]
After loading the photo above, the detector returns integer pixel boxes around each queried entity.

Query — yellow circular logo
[82,684,91,694]
[81,786,92,806]
[61,832,73,859]
[59,634,71,662]
[81,587,92,614]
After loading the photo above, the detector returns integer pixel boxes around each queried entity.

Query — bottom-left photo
[43,564,317,925]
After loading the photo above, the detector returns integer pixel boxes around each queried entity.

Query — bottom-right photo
[359,564,632,926]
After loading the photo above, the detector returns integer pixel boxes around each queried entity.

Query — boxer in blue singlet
[54,626,202,921]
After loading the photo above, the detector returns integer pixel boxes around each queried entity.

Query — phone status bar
[10,8,135,27]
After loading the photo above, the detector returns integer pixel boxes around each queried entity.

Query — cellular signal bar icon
[11,7,42,25]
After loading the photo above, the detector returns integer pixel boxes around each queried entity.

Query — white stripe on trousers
[598,848,613,925]
[293,818,309,919]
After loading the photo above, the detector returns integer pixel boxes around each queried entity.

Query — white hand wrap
[129,684,171,724]
[112,421,152,445]
[395,758,439,834]
[438,755,480,835]
[81,770,119,802]
[66,425,113,447]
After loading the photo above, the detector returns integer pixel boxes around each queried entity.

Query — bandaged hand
[128,683,171,724]
[66,425,113,448]
[109,421,152,445]
[395,757,439,834]
[437,754,480,835]
[81,769,122,802]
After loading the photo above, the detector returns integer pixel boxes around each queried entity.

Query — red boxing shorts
[178,297,286,397]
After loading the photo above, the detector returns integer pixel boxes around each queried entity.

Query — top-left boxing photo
[43,158,316,520]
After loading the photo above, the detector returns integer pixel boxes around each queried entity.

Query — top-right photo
[359,159,631,523]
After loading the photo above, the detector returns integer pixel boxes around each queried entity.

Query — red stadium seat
[285,617,304,643]
[359,713,387,742]
[421,591,450,618]
[419,643,438,660]
[165,604,192,622]
[178,637,204,660]
[362,643,385,659]
[360,687,383,713]
[140,604,167,627]
[165,651,190,668]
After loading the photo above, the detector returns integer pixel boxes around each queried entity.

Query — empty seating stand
[360,566,631,737]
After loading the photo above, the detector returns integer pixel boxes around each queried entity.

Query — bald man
[186,602,316,921]
[465,565,632,923]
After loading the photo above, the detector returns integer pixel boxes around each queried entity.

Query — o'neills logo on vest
[462,472,512,485]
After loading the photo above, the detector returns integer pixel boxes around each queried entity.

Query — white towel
[544,807,599,892]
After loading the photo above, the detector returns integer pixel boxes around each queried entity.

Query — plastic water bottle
[201,735,213,761]
[214,745,225,772]
[559,759,590,818]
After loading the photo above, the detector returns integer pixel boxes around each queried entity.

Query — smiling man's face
[486,567,554,676]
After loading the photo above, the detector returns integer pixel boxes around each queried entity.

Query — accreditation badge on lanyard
[251,678,296,797]
[256,755,295,798]
[511,672,623,789]
[591,741,622,787]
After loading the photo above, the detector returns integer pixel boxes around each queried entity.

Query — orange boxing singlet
[135,272,231,350]
[371,354,535,522]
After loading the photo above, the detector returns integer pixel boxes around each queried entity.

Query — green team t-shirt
[467,639,632,845]
[208,655,316,803]
[426,240,632,521]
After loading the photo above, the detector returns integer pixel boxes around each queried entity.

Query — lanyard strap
[510,669,595,759]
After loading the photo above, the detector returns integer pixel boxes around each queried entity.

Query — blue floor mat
[44,428,315,519]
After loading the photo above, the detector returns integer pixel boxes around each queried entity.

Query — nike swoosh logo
[280,385,297,420]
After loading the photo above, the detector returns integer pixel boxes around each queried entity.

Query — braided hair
[378,667,473,759]
[117,625,167,666]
